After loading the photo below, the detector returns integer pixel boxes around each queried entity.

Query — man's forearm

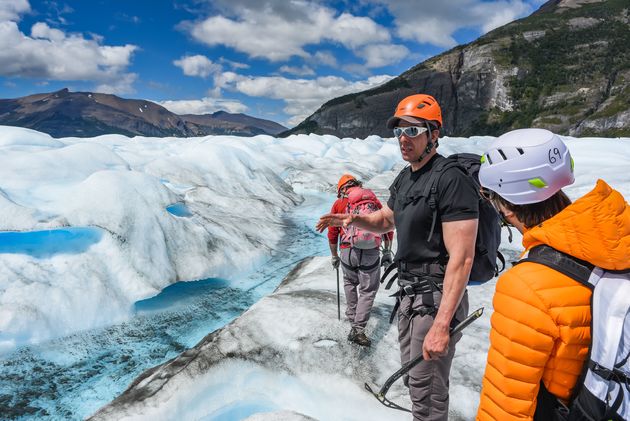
[434,218,477,329]
[328,242,338,257]
[350,209,394,234]
[433,257,471,330]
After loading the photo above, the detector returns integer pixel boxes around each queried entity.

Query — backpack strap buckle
[590,361,614,380]
[403,284,415,297]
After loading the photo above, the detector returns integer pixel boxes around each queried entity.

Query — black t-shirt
[387,154,479,264]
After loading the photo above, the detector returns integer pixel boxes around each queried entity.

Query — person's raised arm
[316,204,395,234]
[422,218,477,360]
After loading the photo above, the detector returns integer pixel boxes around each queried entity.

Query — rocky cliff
[284,0,630,138]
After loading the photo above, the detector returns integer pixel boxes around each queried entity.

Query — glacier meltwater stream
[0,191,332,420]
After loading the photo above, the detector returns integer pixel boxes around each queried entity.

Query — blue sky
[0,0,546,127]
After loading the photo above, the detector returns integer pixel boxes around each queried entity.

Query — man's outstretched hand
[315,213,354,232]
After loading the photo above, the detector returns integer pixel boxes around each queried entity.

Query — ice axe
[364,307,484,412]
[335,266,341,320]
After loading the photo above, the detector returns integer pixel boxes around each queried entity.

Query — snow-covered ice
[1,124,629,420]
[84,252,513,421]
[0,127,401,353]
[88,133,628,421]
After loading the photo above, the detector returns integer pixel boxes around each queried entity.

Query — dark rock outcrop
[283,0,629,138]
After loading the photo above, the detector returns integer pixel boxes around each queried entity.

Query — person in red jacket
[328,174,393,347]
[476,128,630,420]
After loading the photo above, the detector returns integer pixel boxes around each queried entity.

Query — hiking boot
[348,328,371,347]
[352,331,371,347]
[347,327,358,341]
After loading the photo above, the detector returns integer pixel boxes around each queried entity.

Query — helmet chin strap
[412,121,437,164]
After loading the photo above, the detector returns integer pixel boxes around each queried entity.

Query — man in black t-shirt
[316,94,478,421]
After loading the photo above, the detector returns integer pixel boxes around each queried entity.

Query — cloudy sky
[0,0,546,127]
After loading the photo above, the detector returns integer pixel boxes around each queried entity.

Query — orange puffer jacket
[477,180,630,421]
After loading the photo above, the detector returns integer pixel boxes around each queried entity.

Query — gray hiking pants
[340,247,380,330]
[398,289,469,421]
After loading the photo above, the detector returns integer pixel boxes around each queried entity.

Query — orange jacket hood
[523,179,630,270]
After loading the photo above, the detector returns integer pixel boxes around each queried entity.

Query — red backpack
[343,187,382,249]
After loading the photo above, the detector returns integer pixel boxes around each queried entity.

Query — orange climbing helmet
[337,174,358,197]
[386,94,442,129]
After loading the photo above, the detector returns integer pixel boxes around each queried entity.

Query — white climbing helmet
[478,128,575,205]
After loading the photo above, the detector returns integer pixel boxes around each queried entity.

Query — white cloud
[31,21,65,41]
[325,12,392,49]
[214,72,394,126]
[218,57,250,70]
[395,17,459,48]
[174,55,221,78]
[95,73,138,95]
[279,65,315,77]
[182,2,394,62]
[341,63,374,78]
[479,2,532,33]
[186,14,307,62]
[376,0,534,48]
[0,21,138,93]
[181,0,532,68]
[312,51,338,68]
[156,97,248,115]
[359,44,409,68]
[0,0,30,22]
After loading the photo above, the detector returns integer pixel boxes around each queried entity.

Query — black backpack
[423,153,504,282]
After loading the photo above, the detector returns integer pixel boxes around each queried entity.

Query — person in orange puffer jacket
[475,128,630,420]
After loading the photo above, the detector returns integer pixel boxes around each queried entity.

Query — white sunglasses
[393,126,428,139]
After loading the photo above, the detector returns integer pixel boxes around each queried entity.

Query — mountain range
[283,0,630,138]
[0,88,287,138]
[2,0,627,140]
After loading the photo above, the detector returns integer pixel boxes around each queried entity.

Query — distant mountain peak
[50,88,70,97]
[0,89,287,138]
